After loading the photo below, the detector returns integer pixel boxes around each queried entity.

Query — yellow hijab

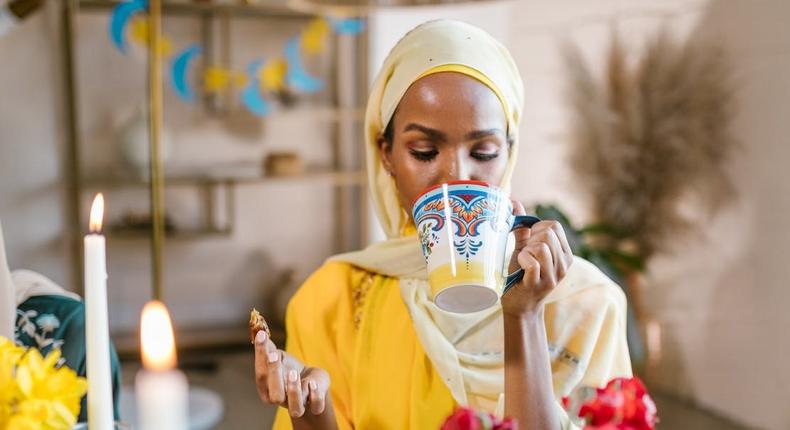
[330,19,630,424]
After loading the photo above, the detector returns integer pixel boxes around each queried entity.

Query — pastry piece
[249,308,271,344]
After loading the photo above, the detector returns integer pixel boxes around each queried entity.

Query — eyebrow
[403,123,447,142]
[402,124,506,142]
[465,129,506,141]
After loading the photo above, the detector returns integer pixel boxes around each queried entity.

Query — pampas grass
[564,29,738,260]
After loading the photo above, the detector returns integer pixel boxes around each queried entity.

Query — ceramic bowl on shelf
[115,104,174,179]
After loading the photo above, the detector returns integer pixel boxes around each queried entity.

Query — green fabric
[15,295,122,423]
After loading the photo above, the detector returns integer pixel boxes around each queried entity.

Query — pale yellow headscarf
[331,19,528,278]
[331,20,629,427]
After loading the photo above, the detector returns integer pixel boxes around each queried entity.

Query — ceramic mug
[412,180,539,313]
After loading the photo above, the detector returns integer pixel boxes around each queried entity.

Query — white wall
[0,5,343,333]
[0,3,68,289]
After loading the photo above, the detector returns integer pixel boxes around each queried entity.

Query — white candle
[136,300,188,430]
[85,193,114,430]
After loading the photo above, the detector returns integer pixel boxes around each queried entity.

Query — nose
[438,150,472,183]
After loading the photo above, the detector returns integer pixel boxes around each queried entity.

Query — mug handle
[503,215,541,296]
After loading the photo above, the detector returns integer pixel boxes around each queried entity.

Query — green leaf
[584,250,625,286]
[608,249,646,272]
[578,223,630,239]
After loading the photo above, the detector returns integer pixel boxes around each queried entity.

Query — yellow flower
[0,338,25,425]
[5,414,42,430]
[0,336,87,430]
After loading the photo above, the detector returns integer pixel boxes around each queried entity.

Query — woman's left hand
[502,200,574,318]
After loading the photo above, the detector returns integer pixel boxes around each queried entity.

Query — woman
[254,20,631,430]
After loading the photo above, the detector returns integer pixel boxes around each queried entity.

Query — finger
[531,223,563,275]
[510,200,531,250]
[554,245,569,281]
[526,241,555,285]
[267,349,286,404]
[287,369,305,417]
[516,247,541,287]
[254,331,271,403]
[538,223,572,279]
[301,379,311,409]
[547,220,574,264]
[308,379,326,415]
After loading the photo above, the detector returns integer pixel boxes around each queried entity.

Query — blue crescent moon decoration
[241,60,272,117]
[109,0,148,54]
[329,18,365,35]
[284,37,323,93]
[171,44,203,103]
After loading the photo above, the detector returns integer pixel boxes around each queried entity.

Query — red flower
[440,407,518,430]
[577,377,658,430]
[441,407,481,430]
[492,416,517,430]
[579,390,625,425]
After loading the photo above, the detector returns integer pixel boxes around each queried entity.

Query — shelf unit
[79,167,366,239]
[61,0,370,303]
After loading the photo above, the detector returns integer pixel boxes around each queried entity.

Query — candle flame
[140,300,177,371]
[89,193,104,233]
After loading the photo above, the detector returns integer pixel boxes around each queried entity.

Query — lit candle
[85,193,114,430]
[136,300,189,430]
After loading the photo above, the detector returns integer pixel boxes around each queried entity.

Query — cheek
[389,147,440,210]
[486,155,510,184]
[395,162,436,210]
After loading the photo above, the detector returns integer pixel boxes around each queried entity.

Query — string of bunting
[109,0,364,116]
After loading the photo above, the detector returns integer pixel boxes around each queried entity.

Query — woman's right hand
[254,330,331,418]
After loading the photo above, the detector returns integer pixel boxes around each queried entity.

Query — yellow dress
[272,258,632,429]
[273,262,456,430]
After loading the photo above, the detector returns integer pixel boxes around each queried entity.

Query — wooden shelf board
[105,226,232,240]
[78,0,311,19]
[80,168,367,188]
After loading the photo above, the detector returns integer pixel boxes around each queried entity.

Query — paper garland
[108,0,364,116]
[240,60,272,116]
[109,0,147,53]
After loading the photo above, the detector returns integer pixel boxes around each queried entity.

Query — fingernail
[256,330,267,344]
[288,369,298,382]
[309,381,317,390]
[268,352,279,363]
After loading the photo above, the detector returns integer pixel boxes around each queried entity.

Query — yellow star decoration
[301,18,330,55]
[204,66,247,94]
[259,58,287,92]
[0,337,87,430]
[129,16,173,57]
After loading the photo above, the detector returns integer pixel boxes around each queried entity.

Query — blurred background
[1,0,788,428]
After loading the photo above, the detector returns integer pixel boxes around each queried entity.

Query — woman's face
[378,72,510,214]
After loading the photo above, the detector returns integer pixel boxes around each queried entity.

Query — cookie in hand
[249,308,271,344]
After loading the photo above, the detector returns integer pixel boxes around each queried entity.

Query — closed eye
[409,149,438,162]
[471,152,499,161]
